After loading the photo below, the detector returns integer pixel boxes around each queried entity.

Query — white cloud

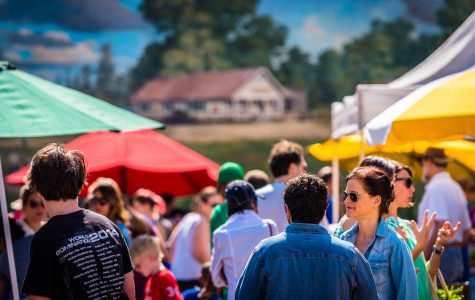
[31,41,99,65]
[43,30,72,44]
[298,15,325,41]
[18,28,33,37]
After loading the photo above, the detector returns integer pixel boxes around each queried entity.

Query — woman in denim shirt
[341,166,418,300]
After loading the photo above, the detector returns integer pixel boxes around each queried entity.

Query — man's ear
[284,203,292,223]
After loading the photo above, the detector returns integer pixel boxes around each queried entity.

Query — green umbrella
[0,61,164,300]
[0,61,164,138]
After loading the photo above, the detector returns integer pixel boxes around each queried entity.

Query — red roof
[132,68,262,103]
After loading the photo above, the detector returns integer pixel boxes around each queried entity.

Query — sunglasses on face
[28,200,44,208]
[90,197,109,206]
[396,177,413,188]
[342,191,359,202]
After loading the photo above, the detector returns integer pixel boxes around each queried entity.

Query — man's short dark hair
[268,140,304,178]
[26,143,87,201]
[284,174,328,224]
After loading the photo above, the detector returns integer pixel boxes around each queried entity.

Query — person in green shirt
[385,162,461,300]
[210,162,245,241]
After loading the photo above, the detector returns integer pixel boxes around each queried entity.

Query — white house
[131,67,307,122]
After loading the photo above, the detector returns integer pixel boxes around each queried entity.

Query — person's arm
[123,271,135,300]
[391,238,418,300]
[353,251,379,300]
[210,232,227,288]
[424,220,444,259]
[192,220,211,264]
[166,222,181,263]
[235,247,266,300]
[426,221,461,280]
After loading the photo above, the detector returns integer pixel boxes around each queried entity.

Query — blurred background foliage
[53,0,475,110]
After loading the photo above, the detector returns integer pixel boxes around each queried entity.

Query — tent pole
[0,156,20,300]
[331,155,340,222]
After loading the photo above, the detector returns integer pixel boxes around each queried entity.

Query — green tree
[129,43,166,91]
[131,1,286,91]
[80,65,93,95]
[314,49,345,105]
[227,15,287,69]
[438,0,475,38]
[161,28,232,76]
[96,44,115,99]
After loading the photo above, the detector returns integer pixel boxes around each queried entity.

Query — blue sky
[0,0,443,80]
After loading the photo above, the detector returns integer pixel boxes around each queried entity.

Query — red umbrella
[7,130,219,197]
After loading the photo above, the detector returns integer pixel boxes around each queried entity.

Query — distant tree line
[71,0,475,109]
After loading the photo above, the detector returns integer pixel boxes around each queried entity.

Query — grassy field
[184,138,328,176]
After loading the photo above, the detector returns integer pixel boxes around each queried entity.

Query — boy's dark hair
[347,166,395,216]
[268,140,304,178]
[26,143,87,201]
[284,174,328,224]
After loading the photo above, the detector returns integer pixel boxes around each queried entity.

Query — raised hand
[435,221,461,248]
[409,210,437,251]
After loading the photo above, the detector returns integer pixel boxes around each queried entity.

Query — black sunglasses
[28,200,44,208]
[396,177,413,188]
[90,197,109,206]
[342,191,359,202]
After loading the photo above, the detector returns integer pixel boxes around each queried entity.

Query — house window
[255,100,264,112]
[140,102,150,111]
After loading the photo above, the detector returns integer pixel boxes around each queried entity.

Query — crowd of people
[0,140,473,300]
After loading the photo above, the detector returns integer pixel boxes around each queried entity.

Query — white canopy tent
[331,11,475,140]
[327,11,475,222]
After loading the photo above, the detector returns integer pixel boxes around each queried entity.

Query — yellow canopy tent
[308,135,475,180]
[365,68,475,146]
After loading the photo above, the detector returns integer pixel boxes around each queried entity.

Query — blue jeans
[440,247,464,283]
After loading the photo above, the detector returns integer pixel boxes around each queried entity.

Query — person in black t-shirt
[21,143,135,300]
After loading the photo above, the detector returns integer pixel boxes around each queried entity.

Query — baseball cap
[217,162,245,188]
[225,180,256,208]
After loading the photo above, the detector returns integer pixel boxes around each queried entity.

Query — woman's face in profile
[344,179,379,220]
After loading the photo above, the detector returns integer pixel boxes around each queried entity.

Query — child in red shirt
[130,236,183,300]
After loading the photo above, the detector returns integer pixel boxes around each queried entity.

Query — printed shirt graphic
[22,209,133,299]
[145,268,183,300]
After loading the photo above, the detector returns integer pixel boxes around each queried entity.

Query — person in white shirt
[256,140,307,233]
[211,180,277,300]
[418,147,471,282]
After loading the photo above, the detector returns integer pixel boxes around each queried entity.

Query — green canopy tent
[0,61,164,300]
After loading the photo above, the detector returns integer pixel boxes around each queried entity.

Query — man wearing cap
[211,180,277,300]
[210,162,245,240]
[418,147,471,282]
[235,174,378,300]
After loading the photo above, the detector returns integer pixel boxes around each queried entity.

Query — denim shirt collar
[285,223,328,234]
[344,218,388,243]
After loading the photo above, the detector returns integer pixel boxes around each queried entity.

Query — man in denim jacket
[235,174,378,300]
